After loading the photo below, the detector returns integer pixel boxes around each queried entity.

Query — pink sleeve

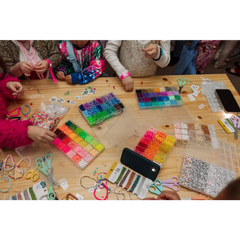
[0,119,33,149]
[0,73,20,100]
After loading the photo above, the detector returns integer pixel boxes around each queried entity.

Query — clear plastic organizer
[177,139,240,198]
[174,123,218,149]
[15,142,81,182]
[79,92,125,127]
[53,121,105,169]
[135,87,183,110]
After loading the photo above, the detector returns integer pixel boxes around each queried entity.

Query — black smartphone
[120,148,160,181]
[215,89,240,113]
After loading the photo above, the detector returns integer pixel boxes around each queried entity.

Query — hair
[0,56,6,79]
[216,177,240,200]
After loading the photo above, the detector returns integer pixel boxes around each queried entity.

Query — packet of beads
[133,127,176,168]
[29,102,69,131]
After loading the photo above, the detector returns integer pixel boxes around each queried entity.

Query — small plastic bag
[29,102,69,131]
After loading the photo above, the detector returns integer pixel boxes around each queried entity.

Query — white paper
[137,178,153,199]
[191,85,199,90]
[187,94,196,101]
[50,96,57,102]
[199,104,205,109]
[192,90,200,97]
[69,100,76,105]
[59,178,69,191]
[133,176,144,195]
[108,163,124,183]
[57,97,65,104]
[76,193,84,200]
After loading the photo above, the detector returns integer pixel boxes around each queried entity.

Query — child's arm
[104,40,129,78]
[154,40,171,68]
[66,41,106,85]
[45,41,62,69]
[0,74,20,100]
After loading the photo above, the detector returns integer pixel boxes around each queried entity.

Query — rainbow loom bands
[79,92,125,127]
[135,87,183,109]
[53,121,105,169]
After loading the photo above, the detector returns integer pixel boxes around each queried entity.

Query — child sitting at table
[0,40,61,80]
[104,40,171,92]
[0,56,56,149]
[56,40,106,85]
[144,177,240,200]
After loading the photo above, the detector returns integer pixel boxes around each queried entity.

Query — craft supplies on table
[173,123,218,149]
[53,121,105,169]
[179,156,234,198]
[15,142,81,189]
[105,162,153,200]
[29,102,69,131]
[134,127,176,167]
[35,153,60,200]
[135,87,183,109]
[201,81,226,112]
[178,139,240,198]
[79,92,125,127]
[142,177,182,198]
[177,78,189,94]
[4,182,48,200]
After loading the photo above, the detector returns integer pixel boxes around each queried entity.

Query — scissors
[177,78,189,94]
[148,177,181,196]
[230,116,240,140]
[35,153,60,200]
[24,168,40,182]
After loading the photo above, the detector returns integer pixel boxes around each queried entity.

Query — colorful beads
[79,93,125,127]
[53,122,105,169]
[134,127,176,167]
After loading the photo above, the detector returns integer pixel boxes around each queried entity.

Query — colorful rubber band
[120,72,130,80]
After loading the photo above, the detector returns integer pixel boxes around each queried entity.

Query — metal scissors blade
[161,177,181,192]
[47,168,60,187]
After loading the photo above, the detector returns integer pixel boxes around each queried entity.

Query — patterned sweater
[56,40,106,84]
[0,73,33,149]
[0,40,62,78]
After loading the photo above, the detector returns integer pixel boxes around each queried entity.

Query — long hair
[0,56,6,79]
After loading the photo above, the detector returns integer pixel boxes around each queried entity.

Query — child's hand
[56,71,66,81]
[65,74,72,84]
[34,60,49,74]
[122,76,134,92]
[144,191,181,200]
[142,44,159,59]
[18,62,33,76]
[6,81,24,98]
[27,126,56,144]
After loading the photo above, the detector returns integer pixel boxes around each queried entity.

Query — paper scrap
[192,90,200,97]
[57,97,65,104]
[59,178,69,190]
[69,100,76,105]
[191,85,199,90]
[187,94,196,101]
[50,96,57,102]
[199,104,205,109]
[76,193,84,200]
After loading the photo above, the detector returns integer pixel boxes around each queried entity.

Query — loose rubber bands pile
[6,104,31,120]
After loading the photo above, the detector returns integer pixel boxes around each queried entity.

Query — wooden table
[1,74,239,200]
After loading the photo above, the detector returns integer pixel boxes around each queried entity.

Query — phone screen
[120,148,160,181]
[216,89,240,113]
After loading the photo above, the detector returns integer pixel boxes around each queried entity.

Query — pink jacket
[0,74,33,149]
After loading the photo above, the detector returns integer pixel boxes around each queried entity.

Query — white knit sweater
[104,37,171,77]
